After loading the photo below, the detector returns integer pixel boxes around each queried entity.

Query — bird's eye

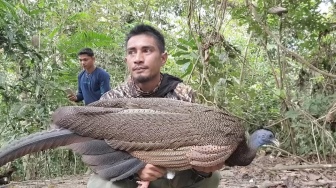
[269,134,273,139]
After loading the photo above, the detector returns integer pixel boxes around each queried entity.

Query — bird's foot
[136,180,150,188]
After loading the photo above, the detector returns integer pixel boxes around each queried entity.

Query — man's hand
[137,164,166,181]
[192,162,224,173]
[67,94,77,102]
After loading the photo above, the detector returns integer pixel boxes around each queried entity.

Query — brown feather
[52,98,245,168]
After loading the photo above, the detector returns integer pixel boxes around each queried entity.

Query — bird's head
[249,128,280,149]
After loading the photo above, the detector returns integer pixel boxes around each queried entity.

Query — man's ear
[124,57,132,71]
[161,52,168,67]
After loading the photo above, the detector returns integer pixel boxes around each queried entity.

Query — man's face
[78,54,95,70]
[125,34,167,83]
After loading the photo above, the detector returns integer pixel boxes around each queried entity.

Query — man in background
[67,48,111,105]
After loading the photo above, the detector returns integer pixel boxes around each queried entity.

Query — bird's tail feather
[94,158,146,181]
[67,140,117,155]
[0,128,93,167]
[68,140,146,181]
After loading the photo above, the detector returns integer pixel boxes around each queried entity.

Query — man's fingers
[148,164,166,174]
[137,164,166,181]
[136,181,150,188]
[140,171,161,181]
[67,94,77,101]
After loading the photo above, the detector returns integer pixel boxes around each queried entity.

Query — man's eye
[128,51,135,55]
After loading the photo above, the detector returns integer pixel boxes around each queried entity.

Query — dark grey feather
[93,158,145,181]
[0,129,92,167]
[67,140,117,155]
[68,140,145,181]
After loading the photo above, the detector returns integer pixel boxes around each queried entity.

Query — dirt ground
[2,154,336,188]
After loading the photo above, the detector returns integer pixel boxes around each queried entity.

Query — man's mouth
[133,67,147,71]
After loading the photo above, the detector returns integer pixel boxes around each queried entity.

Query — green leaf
[181,62,193,78]
[209,60,218,67]
[173,51,190,57]
[177,44,188,51]
[67,12,91,22]
[48,27,60,39]
[0,0,18,21]
[285,110,301,120]
[190,52,199,59]
[177,38,190,45]
[18,5,30,16]
[273,89,286,99]
[175,58,190,65]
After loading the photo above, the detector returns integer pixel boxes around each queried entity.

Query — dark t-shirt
[76,67,111,105]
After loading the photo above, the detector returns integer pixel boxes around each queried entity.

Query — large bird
[0,98,279,188]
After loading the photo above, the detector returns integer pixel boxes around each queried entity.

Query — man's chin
[133,75,152,83]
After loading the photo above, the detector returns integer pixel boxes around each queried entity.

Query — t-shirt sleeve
[76,73,84,102]
[99,71,111,95]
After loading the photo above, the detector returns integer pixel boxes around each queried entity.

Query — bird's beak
[270,138,280,147]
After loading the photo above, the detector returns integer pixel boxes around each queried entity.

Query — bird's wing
[129,147,191,171]
[53,106,201,151]
[129,145,237,171]
[88,98,213,114]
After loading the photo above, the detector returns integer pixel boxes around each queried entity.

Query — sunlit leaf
[175,58,190,65]
[177,44,188,51]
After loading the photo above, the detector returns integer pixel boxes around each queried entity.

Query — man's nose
[134,52,144,64]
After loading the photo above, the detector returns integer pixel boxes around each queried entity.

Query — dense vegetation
[0,0,335,180]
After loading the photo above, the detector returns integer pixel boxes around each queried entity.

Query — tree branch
[246,1,336,78]
[267,164,336,171]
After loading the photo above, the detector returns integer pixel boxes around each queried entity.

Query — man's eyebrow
[126,45,155,50]
[141,45,155,49]
[126,47,136,51]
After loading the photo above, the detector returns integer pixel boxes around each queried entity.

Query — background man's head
[125,24,168,84]
[78,48,95,71]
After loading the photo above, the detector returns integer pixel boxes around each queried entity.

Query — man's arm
[99,71,111,96]
[75,76,84,102]
[68,74,83,102]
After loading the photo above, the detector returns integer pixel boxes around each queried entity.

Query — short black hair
[78,48,94,57]
[126,24,165,53]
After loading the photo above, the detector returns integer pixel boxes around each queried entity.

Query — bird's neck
[248,135,261,150]
[224,139,258,166]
